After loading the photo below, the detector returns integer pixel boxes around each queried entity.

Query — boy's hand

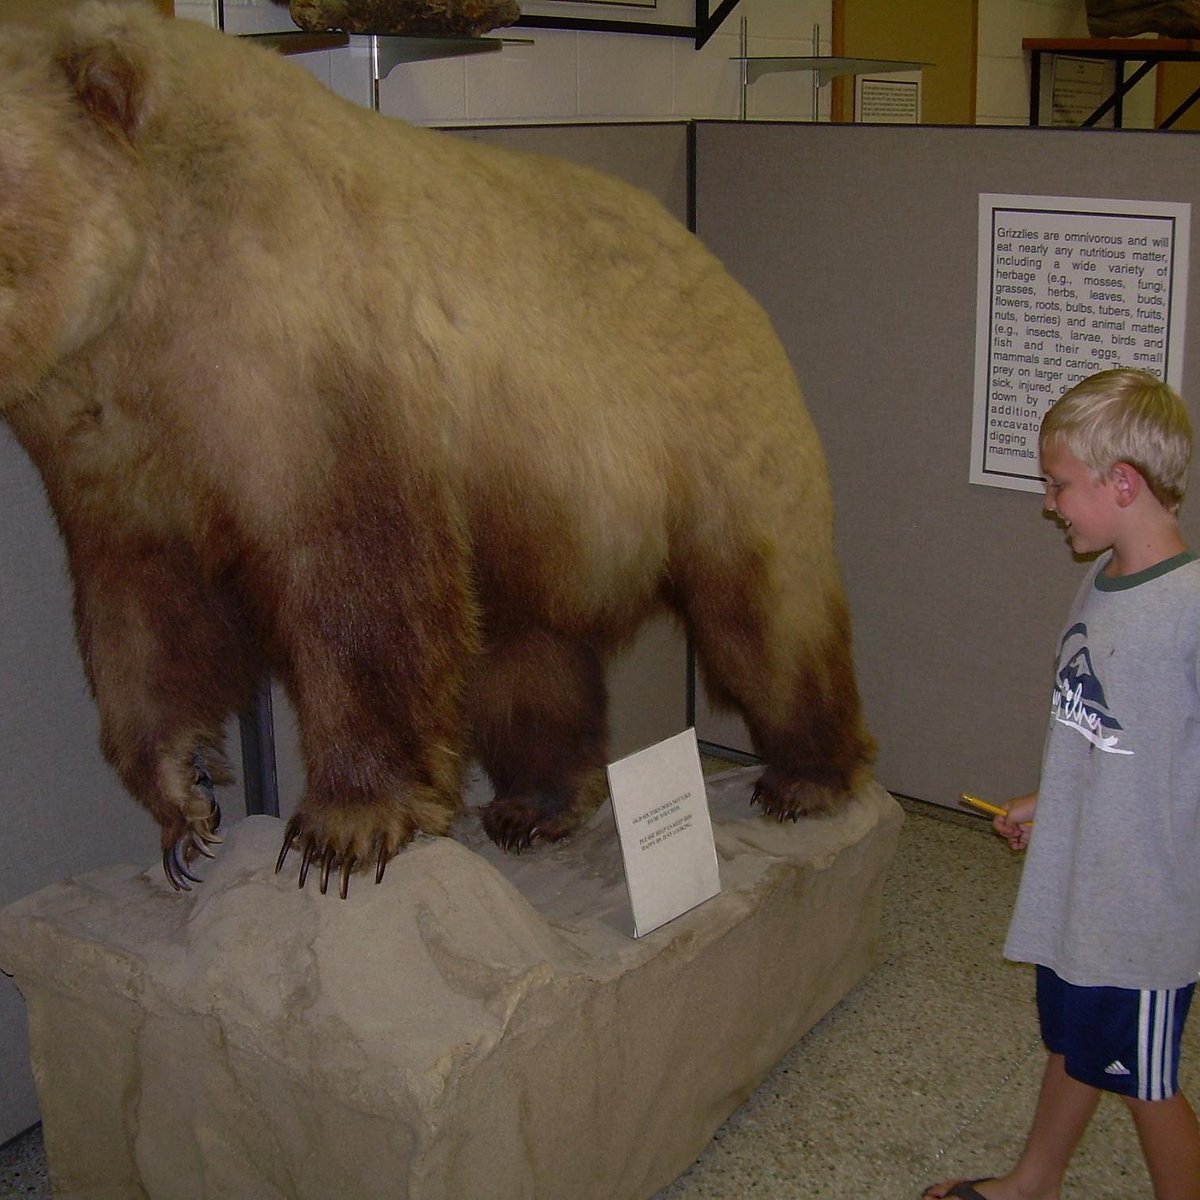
[960,791,1035,849]
[994,792,1037,851]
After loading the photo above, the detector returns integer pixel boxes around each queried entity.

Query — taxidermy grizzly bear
[0,2,873,898]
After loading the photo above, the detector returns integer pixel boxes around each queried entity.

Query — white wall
[375,0,833,123]
[182,0,836,122]
[194,1,1173,133]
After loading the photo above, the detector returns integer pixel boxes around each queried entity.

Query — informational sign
[1051,56,1114,127]
[971,193,1190,491]
[856,78,920,124]
[607,729,720,938]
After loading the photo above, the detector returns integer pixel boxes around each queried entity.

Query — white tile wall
[672,27,744,118]
[189,5,1169,137]
[376,0,833,124]
[481,30,583,119]
[977,50,1039,125]
[977,0,1086,124]
[578,26,676,117]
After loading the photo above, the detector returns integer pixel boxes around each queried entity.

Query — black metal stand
[516,0,740,48]
[1025,37,1200,128]
[238,677,280,818]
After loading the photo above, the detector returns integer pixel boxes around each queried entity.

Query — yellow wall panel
[833,0,977,125]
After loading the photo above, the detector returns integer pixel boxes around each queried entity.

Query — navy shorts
[1037,965,1194,1101]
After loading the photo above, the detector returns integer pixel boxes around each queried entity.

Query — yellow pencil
[959,792,1008,818]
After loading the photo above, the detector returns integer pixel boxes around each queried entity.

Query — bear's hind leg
[470,627,609,851]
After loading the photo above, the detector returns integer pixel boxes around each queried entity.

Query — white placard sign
[856,78,919,125]
[1050,57,1113,127]
[607,729,720,939]
[971,193,1190,492]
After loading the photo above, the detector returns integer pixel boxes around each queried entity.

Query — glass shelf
[731,55,929,88]
[243,30,528,81]
[351,33,522,81]
[242,30,350,54]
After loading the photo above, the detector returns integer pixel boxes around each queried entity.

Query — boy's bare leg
[923,1053,1099,1200]
[1123,1091,1200,1200]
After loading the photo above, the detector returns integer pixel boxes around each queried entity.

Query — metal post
[239,675,280,818]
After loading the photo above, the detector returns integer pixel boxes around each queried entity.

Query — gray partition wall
[452,121,691,229]
[692,122,1200,807]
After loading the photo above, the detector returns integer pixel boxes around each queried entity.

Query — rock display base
[0,769,902,1200]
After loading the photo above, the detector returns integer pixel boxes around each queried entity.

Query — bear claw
[480,796,578,853]
[275,815,388,899]
[750,769,840,822]
[163,841,202,889]
[162,797,222,892]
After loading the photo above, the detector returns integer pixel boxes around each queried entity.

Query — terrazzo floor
[2,794,1193,1198]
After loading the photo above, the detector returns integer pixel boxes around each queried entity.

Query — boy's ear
[1110,461,1143,507]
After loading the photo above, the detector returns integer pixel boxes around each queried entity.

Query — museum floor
[2,793,1193,1199]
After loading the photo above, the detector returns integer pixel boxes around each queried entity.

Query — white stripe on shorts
[1137,988,1175,1101]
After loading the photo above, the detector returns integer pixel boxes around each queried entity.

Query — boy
[925,369,1200,1200]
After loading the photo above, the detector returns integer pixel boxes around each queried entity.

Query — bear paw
[275,805,420,899]
[751,766,844,822]
[161,758,223,892]
[479,795,581,853]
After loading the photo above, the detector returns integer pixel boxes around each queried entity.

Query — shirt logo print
[1052,623,1133,755]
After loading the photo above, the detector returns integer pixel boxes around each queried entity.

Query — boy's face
[1040,440,1121,556]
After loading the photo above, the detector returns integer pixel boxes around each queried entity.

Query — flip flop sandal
[944,1181,995,1200]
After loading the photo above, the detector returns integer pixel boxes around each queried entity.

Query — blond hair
[1040,368,1193,512]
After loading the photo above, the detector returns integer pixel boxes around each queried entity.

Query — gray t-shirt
[1005,552,1200,990]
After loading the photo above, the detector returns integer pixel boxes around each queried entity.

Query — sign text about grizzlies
[972,195,1190,491]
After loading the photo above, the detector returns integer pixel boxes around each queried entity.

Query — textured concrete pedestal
[0,769,902,1200]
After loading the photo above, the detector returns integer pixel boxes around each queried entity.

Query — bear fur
[0,2,873,895]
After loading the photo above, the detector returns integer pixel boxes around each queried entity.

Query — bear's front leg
[71,540,261,890]
[266,484,480,897]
